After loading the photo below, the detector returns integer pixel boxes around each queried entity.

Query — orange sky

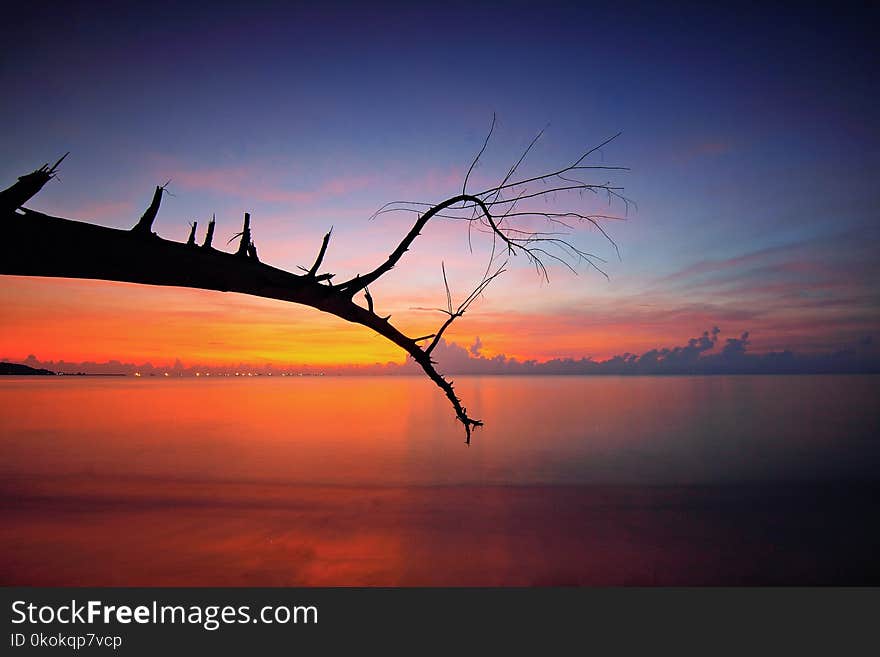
[0,275,631,367]
[1,1,878,372]
[2,259,876,370]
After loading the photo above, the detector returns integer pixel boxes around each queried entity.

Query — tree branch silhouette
[0,126,627,443]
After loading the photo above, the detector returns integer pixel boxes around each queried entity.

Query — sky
[1,1,877,370]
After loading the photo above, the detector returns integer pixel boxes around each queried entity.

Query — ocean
[2,374,878,585]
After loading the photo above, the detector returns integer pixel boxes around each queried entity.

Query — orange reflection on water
[1,375,878,585]
[3,375,879,485]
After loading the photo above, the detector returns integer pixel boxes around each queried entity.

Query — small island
[0,362,55,376]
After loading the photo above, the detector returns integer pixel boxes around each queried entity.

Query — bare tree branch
[132,181,171,236]
[203,214,216,249]
[425,263,506,356]
[462,112,495,196]
[0,152,68,211]
[186,220,198,246]
[305,227,333,277]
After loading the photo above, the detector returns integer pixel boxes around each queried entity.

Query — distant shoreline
[3,360,880,378]
[0,362,126,376]
[0,362,54,376]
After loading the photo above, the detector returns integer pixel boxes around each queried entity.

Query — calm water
[1,375,878,585]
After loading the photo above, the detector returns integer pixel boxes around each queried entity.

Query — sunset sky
[1,2,877,368]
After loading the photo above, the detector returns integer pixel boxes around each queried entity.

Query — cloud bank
[7,328,879,376]
[407,329,879,375]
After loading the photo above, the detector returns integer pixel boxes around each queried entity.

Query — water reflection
[1,375,878,584]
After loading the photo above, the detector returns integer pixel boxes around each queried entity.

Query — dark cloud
[722,331,749,357]
[414,328,880,375]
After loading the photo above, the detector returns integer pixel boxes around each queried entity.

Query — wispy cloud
[665,136,733,166]
[152,158,376,206]
[146,154,471,209]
